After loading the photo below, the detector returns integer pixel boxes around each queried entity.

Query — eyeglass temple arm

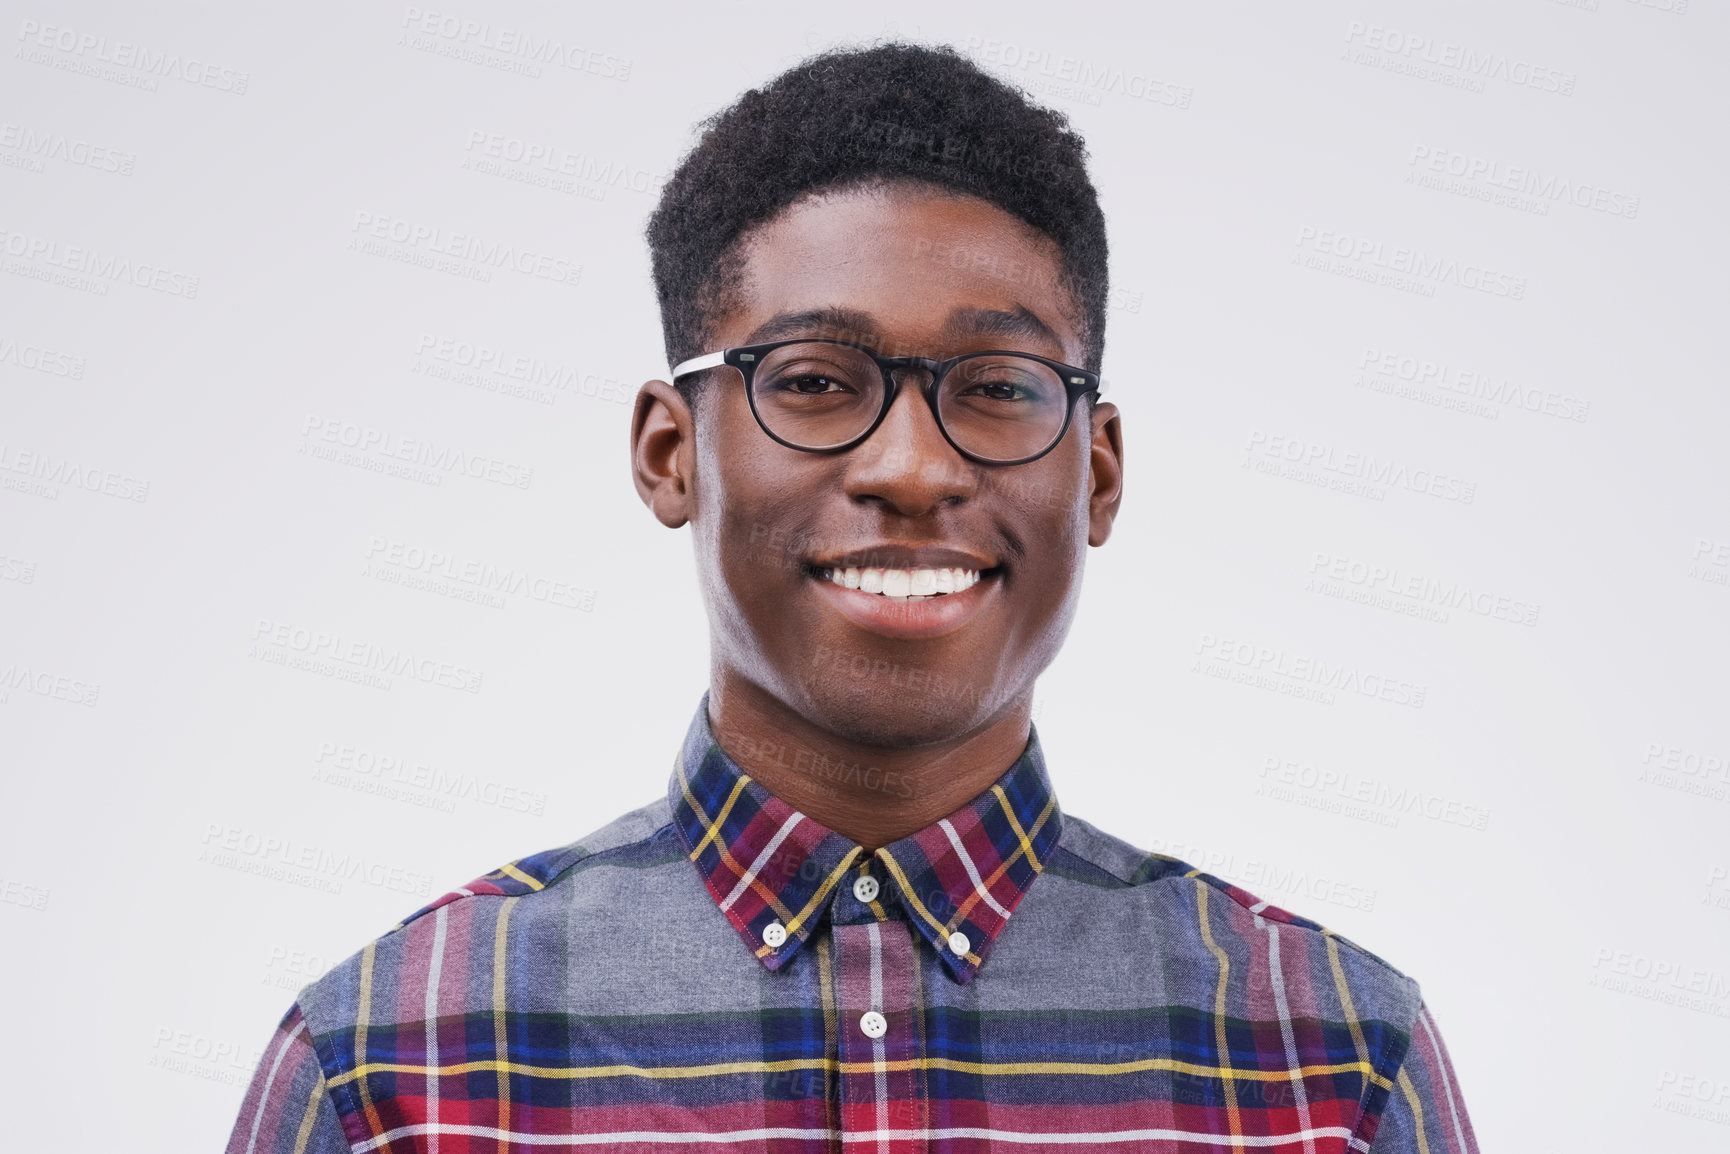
[669,350,727,380]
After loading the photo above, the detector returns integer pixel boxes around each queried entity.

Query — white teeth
[822,566,985,599]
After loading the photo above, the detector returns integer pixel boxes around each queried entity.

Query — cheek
[696,433,820,591]
[988,455,1092,561]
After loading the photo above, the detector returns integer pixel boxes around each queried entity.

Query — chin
[794,676,1007,749]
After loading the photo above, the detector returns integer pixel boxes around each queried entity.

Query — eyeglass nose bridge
[879,355,946,397]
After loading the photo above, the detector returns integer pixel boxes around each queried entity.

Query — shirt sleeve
[224,1001,352,1154]
[1360,1000,1480,1154]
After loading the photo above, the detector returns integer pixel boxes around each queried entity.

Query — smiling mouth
[805,564,998,601]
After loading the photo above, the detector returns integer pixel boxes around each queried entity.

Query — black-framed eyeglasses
[669,338,1105,466]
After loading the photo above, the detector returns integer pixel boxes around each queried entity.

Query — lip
[808,567,999,640]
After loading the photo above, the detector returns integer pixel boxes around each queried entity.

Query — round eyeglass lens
[748,342,885,450]
[936,353,1069,462]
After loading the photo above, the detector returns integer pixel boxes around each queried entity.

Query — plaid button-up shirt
[227,695,1479,1152]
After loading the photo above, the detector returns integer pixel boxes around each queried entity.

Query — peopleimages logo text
[399,8,631,79]
[963,36,1192,108]
[0,444,149,501]
[300,416,533,490]
[15,20,250,92]
[250,618,484,694]
[1195,633,1427,708]
[1408,146,1639,219]
[1245,431,1477,503]
[0,227,200,298]
[350,212,581,286]
[0,122,135,174]
[1344,22,1575,95]
[200,824,434,896]
[1295,227,1525,300]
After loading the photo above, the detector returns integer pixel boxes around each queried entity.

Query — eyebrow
[745,307,879,345]
[743,304,1065,354]
[942,305,1064,351]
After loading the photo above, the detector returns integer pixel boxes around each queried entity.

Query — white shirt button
[859,1010,887,1039]
[762,921,787,947]
[852,875,880,903]
[947,931,971,957]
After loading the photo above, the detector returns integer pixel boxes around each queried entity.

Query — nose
[839,365,977,515]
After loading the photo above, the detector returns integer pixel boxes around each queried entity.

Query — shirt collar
[668,692,1063,986]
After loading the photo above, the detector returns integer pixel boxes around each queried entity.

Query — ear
[631,379,698,529]
[1086,401,1123,547]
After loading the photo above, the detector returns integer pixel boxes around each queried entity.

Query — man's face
[649,181,1122,748]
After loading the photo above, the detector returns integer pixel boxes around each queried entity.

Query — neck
[706,670,1033,851]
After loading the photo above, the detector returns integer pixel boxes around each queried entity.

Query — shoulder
[1048,810,1423,1025]
[387,792,675,930]
[290,793,675,1031]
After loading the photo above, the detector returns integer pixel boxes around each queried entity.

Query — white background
[2,1,1726,1150]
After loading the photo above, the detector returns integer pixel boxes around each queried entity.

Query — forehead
[724,183,1081,362]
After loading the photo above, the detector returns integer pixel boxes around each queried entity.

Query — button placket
[830,919,925,1152]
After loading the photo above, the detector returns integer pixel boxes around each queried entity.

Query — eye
[759,359,866,396]
[946,356,1060,406]
[957,374,1052,404]
[963,380,1033,402]
[776,373,852,395]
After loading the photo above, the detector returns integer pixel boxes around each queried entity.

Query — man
[228,43,1478,1153]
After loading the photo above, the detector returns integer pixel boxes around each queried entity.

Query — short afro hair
[645,41,1109,407]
